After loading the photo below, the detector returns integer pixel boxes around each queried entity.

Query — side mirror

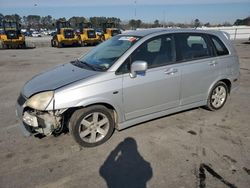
[130,61,148,78]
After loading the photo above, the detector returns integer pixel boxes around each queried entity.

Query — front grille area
[17,94,26,106]
[87,30,96,38]
[64,29,74,39]
[6,30,18,39]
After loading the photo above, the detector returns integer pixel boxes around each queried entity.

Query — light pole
[134,1,137,19]
[163,10,166,28]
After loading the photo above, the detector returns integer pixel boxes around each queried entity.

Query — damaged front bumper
[16,94,64,137]
[16,100,32,136]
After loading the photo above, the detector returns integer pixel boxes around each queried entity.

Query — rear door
[174,33,217,105]
[119,34,181,120]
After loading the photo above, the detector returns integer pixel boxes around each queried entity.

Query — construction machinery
[0,20,26,49]
[51,20,79,48]
[101,22,121,41]
[78,22,100,46]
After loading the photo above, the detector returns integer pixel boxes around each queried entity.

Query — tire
[101,35,105,42]
[57,41,62,48]
[206,81,228,111]
[69,105,115,147]
[21,42,26,49]
[3,44,8,49]
[51,40,55,47]
[80,41,86,47]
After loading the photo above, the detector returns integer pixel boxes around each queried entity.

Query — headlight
[26,91,54,110]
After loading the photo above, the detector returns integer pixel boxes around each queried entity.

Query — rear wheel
[69,105,115,147]
[206,81,228,111]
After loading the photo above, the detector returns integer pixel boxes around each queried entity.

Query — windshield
[4,22,17,28]
[79,35,141,71]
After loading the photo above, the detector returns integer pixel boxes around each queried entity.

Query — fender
[76,97,125,123]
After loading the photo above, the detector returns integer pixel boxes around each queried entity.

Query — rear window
[175,33,211,61]
[210,35,229,56]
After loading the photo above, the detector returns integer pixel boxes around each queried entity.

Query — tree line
[0,13,249,30]
[0,14,122,30]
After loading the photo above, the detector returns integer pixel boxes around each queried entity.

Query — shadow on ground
[100,137,153,188]
[0,46,36,50]
[242,41,250,44]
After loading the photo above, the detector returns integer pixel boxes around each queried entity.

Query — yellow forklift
[78,22,100,46]
[0,20,26,49]
[51,20,79,48]
[101,22,121,41]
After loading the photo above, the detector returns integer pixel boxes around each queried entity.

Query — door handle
[209,61,218,66]
[164,68,178,75]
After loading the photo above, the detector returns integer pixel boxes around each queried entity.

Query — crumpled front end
[16,93,65,137]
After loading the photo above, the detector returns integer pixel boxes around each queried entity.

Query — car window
[175,33,211,62]
[210,35,229,56]
[116,35,175,74]
[132,35,174,69]
[80,35,140,71]
[147,38,162,52]
[187,36,208,49]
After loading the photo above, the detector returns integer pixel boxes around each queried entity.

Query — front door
[121,35,181,120]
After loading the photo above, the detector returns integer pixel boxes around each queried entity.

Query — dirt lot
[0,41,250,188]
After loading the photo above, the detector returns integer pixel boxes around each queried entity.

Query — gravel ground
[0,41,249,188]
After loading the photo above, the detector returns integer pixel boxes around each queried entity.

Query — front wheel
[69,105,115,147]
[80,40,85,47]
[3,44,8,49]
[206,81,228,111]
[56,40,62,48]
[51,40,55,47]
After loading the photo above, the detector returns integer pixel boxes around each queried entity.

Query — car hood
[22,62,99,98]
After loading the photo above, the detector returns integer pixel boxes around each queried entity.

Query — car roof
[123,28,225,38]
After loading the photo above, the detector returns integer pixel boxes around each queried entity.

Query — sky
[0,0,250,24]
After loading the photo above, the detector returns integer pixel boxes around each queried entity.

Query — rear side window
[175,33,211,62]
[210,35,229,56]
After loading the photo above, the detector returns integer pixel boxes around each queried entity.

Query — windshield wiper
[74,59,97,71]
[72,59,107,71]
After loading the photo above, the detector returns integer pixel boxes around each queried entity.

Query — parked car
[22,31,32,37]
[50,31,57,37]
[95,28,104,37]
[16,29,240,147]
[31,31,42,37]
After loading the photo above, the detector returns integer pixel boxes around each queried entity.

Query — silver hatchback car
[16,29,240,147]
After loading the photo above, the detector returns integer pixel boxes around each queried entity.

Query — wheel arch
[63,101,123,129]
[220,79,231,93]
[207,78,232,99]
